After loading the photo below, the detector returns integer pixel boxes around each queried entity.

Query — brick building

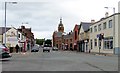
[52,18,64,50]
[63,31,74,50]
[73,24,80,51]
[18,26,34,50]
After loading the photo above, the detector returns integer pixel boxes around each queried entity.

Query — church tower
[58,17,64,33]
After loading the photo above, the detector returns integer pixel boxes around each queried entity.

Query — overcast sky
[0,0,120,39]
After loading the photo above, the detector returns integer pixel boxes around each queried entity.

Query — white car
[43,44,51,52]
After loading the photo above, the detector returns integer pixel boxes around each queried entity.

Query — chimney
[105,12,109,17]
[91,20,95,24]
[21,26,25,29]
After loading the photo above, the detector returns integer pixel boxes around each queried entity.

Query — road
[2,47,118,71]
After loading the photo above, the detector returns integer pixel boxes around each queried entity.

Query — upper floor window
[70,39,72,42]
[98,24,101,31]
[75,31,77,40]
[94,26,97,32]
[109,20,112,28]
[103,22,107,29]
[90,28,92,33]
[18,34,20,38]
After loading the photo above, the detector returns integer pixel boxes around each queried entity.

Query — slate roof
[80,22,91,32]
[63,32,74,39]
[55,32,62,37]
[0,27,11,35]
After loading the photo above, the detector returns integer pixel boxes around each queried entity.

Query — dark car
[0,44,12,60]
[31,44,39,52]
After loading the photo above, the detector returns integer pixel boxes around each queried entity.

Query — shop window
[104,37,113,49]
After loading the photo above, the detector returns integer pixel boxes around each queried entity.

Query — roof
[54,32,62,37]
[91,13,120,25]
[80,22,91,32]
[63,32,74,39]
[0,27,11,35]
[74,24,80,30]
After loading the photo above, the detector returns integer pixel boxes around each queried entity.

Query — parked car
[31,44,39,52]
[52,47,58,51]
[0,44,12,60]
[43,44,51,52]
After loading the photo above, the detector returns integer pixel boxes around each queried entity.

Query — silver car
[43,44,51,52]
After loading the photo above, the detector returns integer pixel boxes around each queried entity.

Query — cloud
[0,0,119,39]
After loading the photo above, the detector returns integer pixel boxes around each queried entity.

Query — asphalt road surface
[2,48,118,71]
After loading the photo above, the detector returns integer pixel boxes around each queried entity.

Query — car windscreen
[44,44,51,47]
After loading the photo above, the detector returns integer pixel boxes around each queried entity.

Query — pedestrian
[15,44,19,53]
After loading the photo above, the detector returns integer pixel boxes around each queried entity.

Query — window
[104,37,113,49]
[94,26,97,32]
[98,24,101,31]
[90,28,92,33]
[75,31,77,40]
[90,39,93,49]
[103,22,107,29]
[70,39,72,42]
[94,39,97,46]
[18,34,20,38]
[109,20,112,28]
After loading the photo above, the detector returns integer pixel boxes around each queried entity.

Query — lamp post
[104,7,115,54]
[4,2,17,45]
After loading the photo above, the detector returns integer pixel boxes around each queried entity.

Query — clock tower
[58,18,64,33]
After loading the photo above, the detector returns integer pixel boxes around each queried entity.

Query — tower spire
[60,17,62,24]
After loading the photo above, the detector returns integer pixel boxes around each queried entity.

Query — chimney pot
[91,20,95,24]
[105,12,109,17]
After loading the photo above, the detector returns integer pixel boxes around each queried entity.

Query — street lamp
[104,7,115,54]
[4,2,17,45]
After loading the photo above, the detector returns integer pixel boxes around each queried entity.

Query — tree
[44,39,52,45]
[36,39,45,45]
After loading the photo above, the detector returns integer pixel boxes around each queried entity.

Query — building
[73,24,80,51]
[0,27,10,43]
[18,26,35,51]
[118,1,120,54]
[78,22,91,52]
[52,18,64,50]
[63,31,74,50]
[89,13,120,54]
[2,27,27,53]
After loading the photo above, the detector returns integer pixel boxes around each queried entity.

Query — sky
[0,0,120,39]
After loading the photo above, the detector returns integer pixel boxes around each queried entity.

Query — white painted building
[89,13,120,54]
[3,27,27,52]
[118,1,120,54]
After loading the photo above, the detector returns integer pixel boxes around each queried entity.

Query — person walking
[15,44,19,53]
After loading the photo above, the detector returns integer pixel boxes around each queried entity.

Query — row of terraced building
[52,4,120,55]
